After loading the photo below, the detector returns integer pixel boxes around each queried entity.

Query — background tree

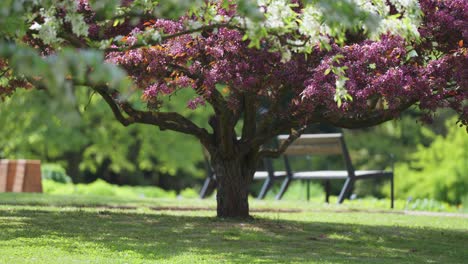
[392,117,468,205]
[0,88,208,187]
[344,109,461,198]
[0,0,466,218]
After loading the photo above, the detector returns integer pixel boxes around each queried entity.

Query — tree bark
[211,155,256,218]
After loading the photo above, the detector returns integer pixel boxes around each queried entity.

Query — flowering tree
[0,0,467,218]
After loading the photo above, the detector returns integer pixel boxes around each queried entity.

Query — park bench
[198,133,394,208]
[0,159,43,193]
[275,133,394,208]
[199,150,287,199]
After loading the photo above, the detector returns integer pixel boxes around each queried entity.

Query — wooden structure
[0,159,42,193]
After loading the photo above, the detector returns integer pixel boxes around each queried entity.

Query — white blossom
[65,13,89,37]
[32,8,62,45]
[299,6,324,44]
[29,22,42,31]
[260,0,297,32]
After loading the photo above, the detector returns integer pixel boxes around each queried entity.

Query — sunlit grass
[0,192,460,213]
[0,193,467,263]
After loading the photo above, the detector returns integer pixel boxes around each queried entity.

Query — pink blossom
[187,97,206,110]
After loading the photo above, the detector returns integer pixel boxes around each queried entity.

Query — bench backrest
[278,133,343,155]
[278,133,355,177]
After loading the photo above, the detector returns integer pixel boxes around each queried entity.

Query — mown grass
[0,191,459,212]
[0,193,467,263]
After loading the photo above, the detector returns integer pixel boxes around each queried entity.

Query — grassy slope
[0,194,467,264]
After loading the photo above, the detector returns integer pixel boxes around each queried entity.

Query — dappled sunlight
[0,206,467,263]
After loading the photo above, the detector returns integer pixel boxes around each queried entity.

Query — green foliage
[41,163,72,183]
[0,87,208,185]
[390,118,468,204]
[43,180,76,195]
[404,198,454,212]
[346,114,437,171]
[461,194,468,213]
[179,188,200,198]
[0,89,89,159]
[43,179,177,198]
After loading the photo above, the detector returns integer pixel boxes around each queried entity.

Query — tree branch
[258,125,307,159]
[168,63,231,119]
[93,88,135,126]
[256,84,295,137]
[321,99,418,128]
[0,67,10,78]
[58,32,87,49]
[89,84,212,146]
[105,22,244,52]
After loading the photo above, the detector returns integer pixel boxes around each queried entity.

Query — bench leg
[325,180,330,203]
[257,177,273,200]
[337,178,353,204]
[275,177,292,200]
[306,180,310,201]
[199,176,215,199]
[390,175,394,209]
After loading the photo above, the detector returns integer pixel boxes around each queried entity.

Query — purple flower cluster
[187,97,206,110]
[103,0,467,125]
[419,0,468,52]
[301,36,412,115]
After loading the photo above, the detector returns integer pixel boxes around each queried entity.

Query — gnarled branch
[89,84,212,146]
[105,22,244,52]
[258,125,307,159]
[93,88,135,126]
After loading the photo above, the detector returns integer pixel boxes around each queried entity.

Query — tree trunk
[211,156,255,219]
[64,151,84,183]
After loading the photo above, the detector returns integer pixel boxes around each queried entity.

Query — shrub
[405,198,453,212]
[179,188,199,198]
[121,185,177,198]
[75,179,116,196]
[387,119,468,205]
[42,179,75,195]
[42,179,176,198]
[41,163,72,183]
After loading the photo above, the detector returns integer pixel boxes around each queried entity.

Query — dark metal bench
[275,133,394,208]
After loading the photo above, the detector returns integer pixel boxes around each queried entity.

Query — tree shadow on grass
[0,208,467,263]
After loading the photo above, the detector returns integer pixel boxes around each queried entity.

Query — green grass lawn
[0,193,467,263]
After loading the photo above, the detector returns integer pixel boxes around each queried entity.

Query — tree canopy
[0,0,466,218]
[0,89,208,185]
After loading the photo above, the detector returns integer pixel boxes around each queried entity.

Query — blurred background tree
[0,88,211,192]
[2,89,466,205]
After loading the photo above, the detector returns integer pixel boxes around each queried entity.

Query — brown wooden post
[23,160,42,193]
[12,160,26,192]
[6,160,16,192]
[0,160,8,192]
[0,159,42,193]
